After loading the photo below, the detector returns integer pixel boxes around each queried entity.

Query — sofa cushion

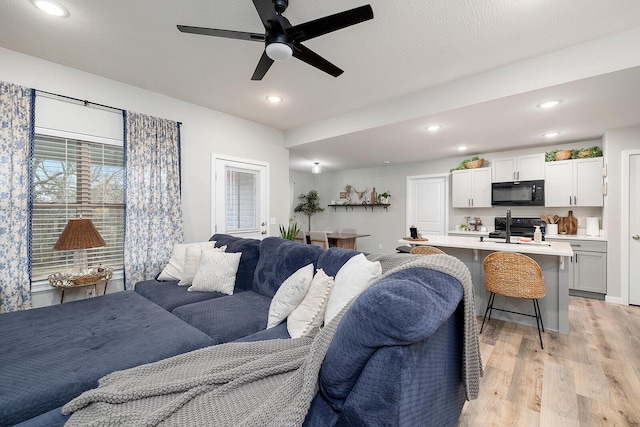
[252,237,323,298]
[171,291,272,344]
[267,263,314,328]
[318,267,464,410]
[211,234,261,292]
[189,250,242,295]
[234,321,290,343]
[316,247,360,278]
[287,268,334,339]
[135,280,225,312]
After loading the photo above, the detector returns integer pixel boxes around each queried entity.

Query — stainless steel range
[488,217,547,240]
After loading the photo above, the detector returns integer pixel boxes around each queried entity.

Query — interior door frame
[211,154,270,239]
[621,148,640,305]
[405,173,450,236]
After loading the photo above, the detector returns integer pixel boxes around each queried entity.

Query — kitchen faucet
[505,208,511,244]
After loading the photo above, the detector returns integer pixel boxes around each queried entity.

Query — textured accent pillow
[157,243,188,281]
[188,250,242,294]
[178,242,223,286]
[324,253,381,324]
[287,268,334,339]
[266,264,314,329]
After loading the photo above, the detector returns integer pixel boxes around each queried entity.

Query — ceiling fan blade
[177,25,265,42]
[251,51,275,80]
[252,0,278,29]
[287,5,373,42]
[292,44,343,77]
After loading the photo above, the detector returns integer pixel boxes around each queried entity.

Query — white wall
[603,125,640,300]
[0,47,290,307]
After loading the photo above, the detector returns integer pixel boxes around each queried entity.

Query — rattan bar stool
[410,246,446,255]
[480,251,546,349]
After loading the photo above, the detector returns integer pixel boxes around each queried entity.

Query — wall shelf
[328,204,390,212]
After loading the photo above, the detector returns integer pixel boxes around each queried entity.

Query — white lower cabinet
[546,238,607,294]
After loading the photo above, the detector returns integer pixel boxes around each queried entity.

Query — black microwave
[491,180,545,206]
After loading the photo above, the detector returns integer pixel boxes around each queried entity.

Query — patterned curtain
[0,82,34,312]
[124,112,183,290]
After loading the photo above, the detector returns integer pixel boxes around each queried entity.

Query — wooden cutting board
[562,214,578,235]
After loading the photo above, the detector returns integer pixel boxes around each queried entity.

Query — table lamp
[53,218,106,275]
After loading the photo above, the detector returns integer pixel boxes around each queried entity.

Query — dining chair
[309,231,329,250]
[293,230,307,245]
[410,245,445,255]
[480,251,546,349]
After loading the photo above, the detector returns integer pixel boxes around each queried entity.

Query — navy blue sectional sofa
[1,234,470,426]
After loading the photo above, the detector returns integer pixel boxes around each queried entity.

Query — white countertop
[400,235,573,257]
[544,233,607,241]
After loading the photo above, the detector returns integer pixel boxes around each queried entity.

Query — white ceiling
[1,0,640,172]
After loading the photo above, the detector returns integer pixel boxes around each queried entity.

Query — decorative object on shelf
[450,156,484,171]
[339,191,348,199]
[410,226,418,239]
[279,218,300,241]
[53,217,106,275]
[545,146,603,161]
[378,191,391,204]
[468,217,483,232]
[370,187,378,205]
[344,185,353,203]
[353,187,368,201]
[294,190,324,232]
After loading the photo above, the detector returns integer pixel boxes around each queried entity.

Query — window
[225,167,258,232]
[31,134,124,279]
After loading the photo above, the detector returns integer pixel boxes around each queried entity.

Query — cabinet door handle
[575,254,578,263]
[517,171,520,180]
[513,171,516,180]
[633,235,640,240]
[574,195,577,205]
[569,196,572,205]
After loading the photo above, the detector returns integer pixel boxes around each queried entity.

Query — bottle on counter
[533,225,542,243]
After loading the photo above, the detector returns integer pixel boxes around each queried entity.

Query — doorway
[625,151,640,305]
[406,174,449,236]
[211,155,269,240]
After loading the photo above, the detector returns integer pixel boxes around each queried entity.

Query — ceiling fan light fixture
[266,42,293,62]
[30,0,69,17]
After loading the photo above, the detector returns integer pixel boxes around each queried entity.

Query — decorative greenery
[450,156,480,172]
[279,219,300,241]
[546,146,602,162]
[294,190,324,232]
[378,191,391,204]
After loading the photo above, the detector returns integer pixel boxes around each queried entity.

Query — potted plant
[279,219,300,241]
[378,191,391,204]
[294,190,324,232]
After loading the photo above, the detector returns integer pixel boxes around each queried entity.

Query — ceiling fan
[177,0,374,80]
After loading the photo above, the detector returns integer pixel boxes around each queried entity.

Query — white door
[406,175,448,236]
[630,154,640,305]
[212,155,269,239]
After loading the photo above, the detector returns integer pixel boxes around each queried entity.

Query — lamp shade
[54,218,106,251]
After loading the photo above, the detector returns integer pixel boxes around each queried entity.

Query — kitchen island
[399,235,574,334]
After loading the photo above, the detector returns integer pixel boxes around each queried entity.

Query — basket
[577,150,592,158]
[554,150,572,161]
[464,159,484,169]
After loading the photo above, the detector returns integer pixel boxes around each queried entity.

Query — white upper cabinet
[451,168,492,208]
[545,157,604,207]
[492,153,545,182]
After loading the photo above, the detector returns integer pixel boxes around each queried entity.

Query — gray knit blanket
[62,254,482,426]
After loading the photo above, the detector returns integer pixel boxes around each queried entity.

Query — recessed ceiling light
[266,95,283,103]
[426,125,441,132]
[537,100,562,109]
[312,162,321,174]
[544,131,561,138]
[457,146,469,151]
[30,0,69,17]
[383,161,390,165]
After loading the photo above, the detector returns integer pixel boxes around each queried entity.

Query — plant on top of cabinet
[450,156,484,171]
[546,146,602,162]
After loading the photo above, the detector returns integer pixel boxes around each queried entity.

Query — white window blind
[225,167,258,232]
[32,134,124,279]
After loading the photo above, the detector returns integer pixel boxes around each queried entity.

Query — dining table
[326,232,370,250]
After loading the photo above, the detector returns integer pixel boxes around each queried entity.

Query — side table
[48,267,113,303]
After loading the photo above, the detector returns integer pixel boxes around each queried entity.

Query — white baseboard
[605,295,624,305]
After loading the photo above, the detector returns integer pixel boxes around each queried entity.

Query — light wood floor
[458,296,640,426]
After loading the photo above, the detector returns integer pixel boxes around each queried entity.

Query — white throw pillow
[188,250,241,294]
[287,268,334,339]
[179,243,224,286]
[157,243,188,281]
[267,264,314,329]
[324,253,382,324]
